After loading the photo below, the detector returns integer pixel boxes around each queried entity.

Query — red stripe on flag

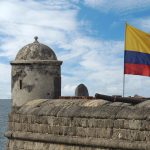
[124,63,150,76]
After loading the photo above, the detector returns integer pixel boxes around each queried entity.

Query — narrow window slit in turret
[20,80,22,89]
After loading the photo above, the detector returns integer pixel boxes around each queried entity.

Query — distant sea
[0,99,11,150]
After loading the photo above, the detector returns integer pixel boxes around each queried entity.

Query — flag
[124,24,150,76]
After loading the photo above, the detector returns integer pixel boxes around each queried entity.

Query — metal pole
[123,23,127,97]
[123,74,125,97]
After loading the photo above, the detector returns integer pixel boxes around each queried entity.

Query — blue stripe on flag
[124,50,150,66]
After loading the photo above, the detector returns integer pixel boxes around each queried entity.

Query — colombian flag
[124,24,150,76]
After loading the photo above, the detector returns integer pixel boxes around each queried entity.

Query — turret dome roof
[15,37,57,61]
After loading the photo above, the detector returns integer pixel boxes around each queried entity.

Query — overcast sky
[0,0,150,99]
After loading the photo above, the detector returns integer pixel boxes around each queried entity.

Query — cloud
[61,75,78,96]
[124,75,150,97]
[61,35,150,97]
[0,0,80,98]
[60,37,124,96]
[0,64,11,99]
[0,0,78,59]
[132,17,150,32]
[0,0,150,99]
[84,0,150,14]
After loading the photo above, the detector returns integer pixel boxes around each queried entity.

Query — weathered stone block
[53,117,63,126]
[114,119,124,129]
[61,117,71,126]
[47,116,54,126]
[141,120,150,131]
[112,129,147,141]
[124,120,142,130]
[97,119,114,128]
[76,127,87,137]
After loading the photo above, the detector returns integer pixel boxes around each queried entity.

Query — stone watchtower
[11,37,62,108]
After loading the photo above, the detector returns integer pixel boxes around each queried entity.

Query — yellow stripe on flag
[125,24,150,54]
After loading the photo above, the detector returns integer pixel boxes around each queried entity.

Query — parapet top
[14,36,57,61]
[17,99,150,119]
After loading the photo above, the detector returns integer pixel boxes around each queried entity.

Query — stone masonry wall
[11,62,61,108]
[5,99,150,150]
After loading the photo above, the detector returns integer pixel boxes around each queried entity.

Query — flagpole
[123,74,125,97]
[123,22,127,97]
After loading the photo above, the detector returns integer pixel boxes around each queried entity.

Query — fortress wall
[7,140,109,150]
[5,99,150,150]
